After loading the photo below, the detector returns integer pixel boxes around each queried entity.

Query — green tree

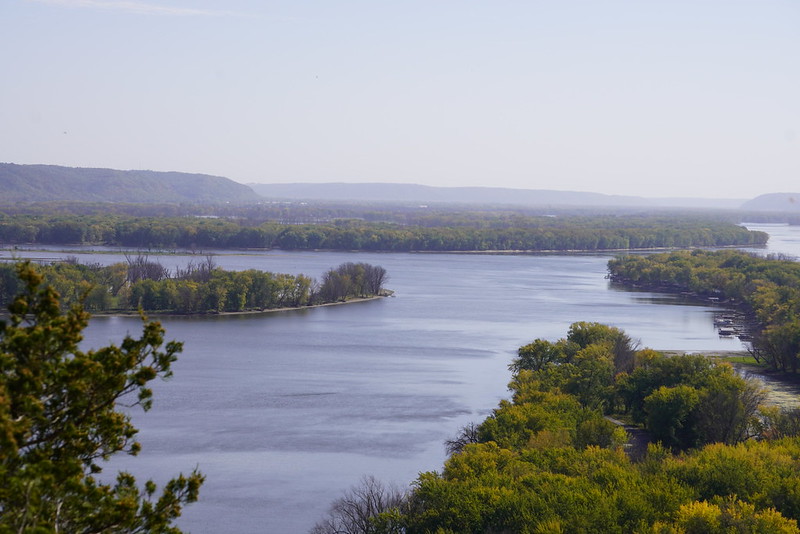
[510,339,567,373]
[0,263,203,533]
[694,372,765,445]
[644,385,701,449]
[562,343,617,410]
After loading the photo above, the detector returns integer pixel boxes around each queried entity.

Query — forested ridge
[0,212,766,251]
[0,163,257,203]
[608,250,800,374]
[0,259,388,314]
[314,323,800,533]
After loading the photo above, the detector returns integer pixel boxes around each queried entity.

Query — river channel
[3,223,799,532]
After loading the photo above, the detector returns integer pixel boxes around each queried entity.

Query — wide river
[4,223,800,533]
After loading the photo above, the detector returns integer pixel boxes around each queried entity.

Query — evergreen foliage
[0,263,203,533]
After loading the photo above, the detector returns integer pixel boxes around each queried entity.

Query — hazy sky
[2,1,798,198]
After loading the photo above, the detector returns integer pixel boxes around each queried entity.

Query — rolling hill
[248,182,745,209]
[740,193,800,212]
[0,163,755,210]
[0,163,258,203]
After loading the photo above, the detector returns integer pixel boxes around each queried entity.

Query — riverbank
[2,242,765,258]
[89,292,393,318]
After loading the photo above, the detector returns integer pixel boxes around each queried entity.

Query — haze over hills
[0,163,765,210]
[248,182,745,210]
[741,193,800,212]
[0,163,258,204]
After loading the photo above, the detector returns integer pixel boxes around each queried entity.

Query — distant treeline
[0,259,388,314]
[0,213,767,251]
[609,250,800,373]
[314,323,800,533]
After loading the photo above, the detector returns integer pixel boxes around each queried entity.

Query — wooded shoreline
[0,212,768,252]
[88,292,393,318]
[0,259,390,316]
[609,250,800,375]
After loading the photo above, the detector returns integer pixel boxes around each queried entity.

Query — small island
[0,257,389,315]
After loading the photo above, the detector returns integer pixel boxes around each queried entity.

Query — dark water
[3,223,798,533]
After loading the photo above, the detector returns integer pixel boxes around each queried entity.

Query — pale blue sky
[1,0,798,198]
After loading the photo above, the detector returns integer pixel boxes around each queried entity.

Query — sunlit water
[2,222,799,532]
[741,222,800,259]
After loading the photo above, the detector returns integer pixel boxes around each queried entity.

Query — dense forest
[314,323,800,533]
[0,212,767,252]
[0,259,388,314]
[608,250,800,374]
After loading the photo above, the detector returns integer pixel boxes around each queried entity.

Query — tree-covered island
[0,258,389,315]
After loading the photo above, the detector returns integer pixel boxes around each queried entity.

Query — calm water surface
[4,223,799,532]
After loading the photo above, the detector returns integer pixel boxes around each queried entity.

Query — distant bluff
[0,163,258,203]
[741,192,800,212]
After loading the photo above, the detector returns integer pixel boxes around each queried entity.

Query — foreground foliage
[315,323,800,533]
[0,263,203,533]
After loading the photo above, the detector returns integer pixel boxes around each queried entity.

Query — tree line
[0,258,388,314]
[314,322,800,533]
[0,213,767,251]
[608,250,800,374]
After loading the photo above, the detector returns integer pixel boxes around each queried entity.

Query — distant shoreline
[1,243,763,259]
